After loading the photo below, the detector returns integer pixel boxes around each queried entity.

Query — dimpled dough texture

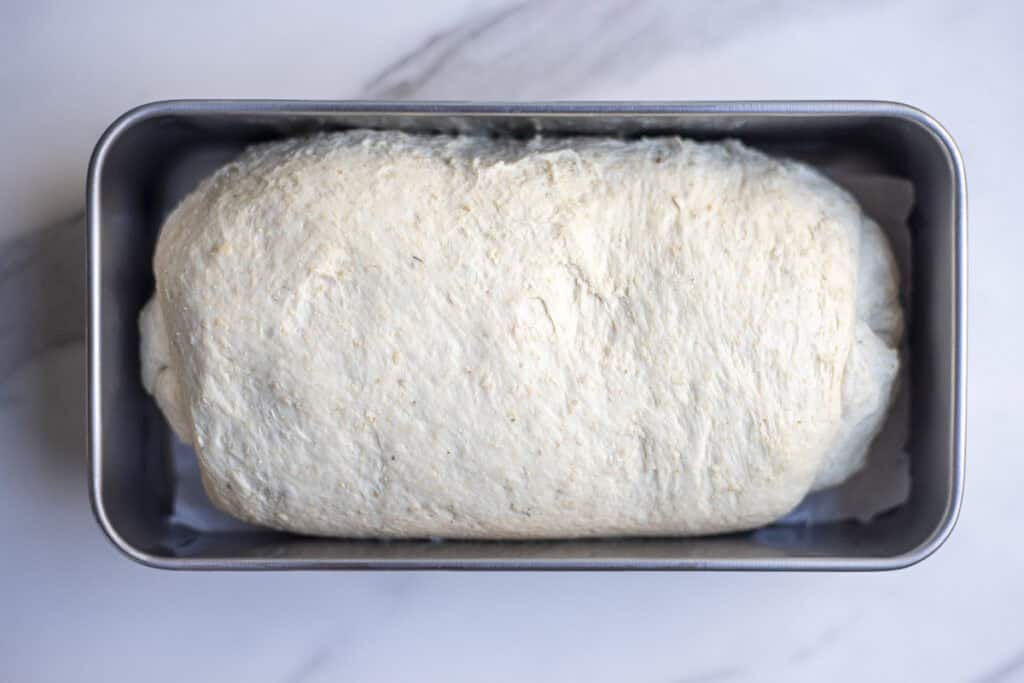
[140,130,902,538]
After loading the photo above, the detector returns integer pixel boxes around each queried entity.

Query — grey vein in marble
[0,214,85,380]
[362,0,871,100]
[672,667,741,683]
[785,612,862,665]
[282,644,336,683]
[976,646,1024,683]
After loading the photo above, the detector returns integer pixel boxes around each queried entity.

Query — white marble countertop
[1,1,1017,680]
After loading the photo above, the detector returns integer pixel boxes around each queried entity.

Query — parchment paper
[167,156,917,534]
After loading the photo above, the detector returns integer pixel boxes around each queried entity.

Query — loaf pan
[87,100,966,570]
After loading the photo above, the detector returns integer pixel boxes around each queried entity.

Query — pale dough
[140,131,902,538]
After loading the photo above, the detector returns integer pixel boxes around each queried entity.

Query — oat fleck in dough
[139,131,902,538]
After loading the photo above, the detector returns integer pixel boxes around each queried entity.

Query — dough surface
[140,131,902,538]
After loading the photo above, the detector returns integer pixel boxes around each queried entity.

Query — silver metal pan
[87,100,966,570]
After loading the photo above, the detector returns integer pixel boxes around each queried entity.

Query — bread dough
[140,131,902,538]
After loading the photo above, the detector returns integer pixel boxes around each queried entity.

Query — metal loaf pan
[87,101,966,570]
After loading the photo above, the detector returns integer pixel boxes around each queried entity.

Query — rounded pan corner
[881,504,965,571]
[877,100,966,168]
[87,486,183,571]
[861,464,966,572]
[88,100,190,197]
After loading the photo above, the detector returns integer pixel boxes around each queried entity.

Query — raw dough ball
[140,131,901,538]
